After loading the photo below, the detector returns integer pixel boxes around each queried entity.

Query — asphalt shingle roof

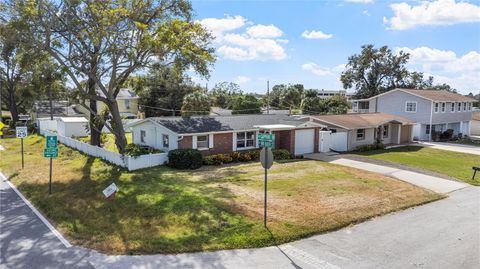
[149,114,310,134]
[311,112,416,130]
[400,89,476,102]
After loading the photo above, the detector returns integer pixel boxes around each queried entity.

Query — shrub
[355,143,385,152]
[440,129,454,141]
[124,143,149,157]
[272,149,292,160]
[168,149,203,169]
[229,151,241,162]
[203,155,222,165]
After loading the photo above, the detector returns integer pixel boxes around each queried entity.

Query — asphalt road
[0,179,93,269]
[1,175,479,269]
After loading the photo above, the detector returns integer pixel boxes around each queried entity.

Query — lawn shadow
[353,145,423,156]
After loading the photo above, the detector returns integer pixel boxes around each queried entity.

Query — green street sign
[46,135,58,149]
[44,148,58,158]
[258,133,275,148]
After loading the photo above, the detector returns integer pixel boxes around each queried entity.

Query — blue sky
[190,0,480,95]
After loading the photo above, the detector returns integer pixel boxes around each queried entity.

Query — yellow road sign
[0,121,5,136]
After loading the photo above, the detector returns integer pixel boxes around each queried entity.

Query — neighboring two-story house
[352,89,476,141]
[76,88,140,119]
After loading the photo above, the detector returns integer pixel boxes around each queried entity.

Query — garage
[294,129,315,155]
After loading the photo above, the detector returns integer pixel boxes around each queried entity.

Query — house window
[140,130,146,143]
[434,102,439,113]
[405,101,417,113]
[356,129,365,141]
[468,102,472,111]
[457,102,461,112]
[441,102,446,113]
[125,99,130,109]
[426,125,431,135]
[237,131,255,149]
[197,135,209,149]
[383,125,389,138]
[463,102,467,111]
[162,134,169,148]
[451,103,455,112]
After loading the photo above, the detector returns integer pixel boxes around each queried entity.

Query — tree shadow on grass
[14,161,264,255]
[353,145,423,156]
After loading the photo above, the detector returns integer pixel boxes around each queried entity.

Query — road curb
[0,171,72,248]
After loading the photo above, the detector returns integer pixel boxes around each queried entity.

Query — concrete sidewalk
[305,153,468,194]
[416,141,480,156]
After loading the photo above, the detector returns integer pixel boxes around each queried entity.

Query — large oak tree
[13,0,214,152]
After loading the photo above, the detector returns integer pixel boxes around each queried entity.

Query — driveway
[416,141,480,155]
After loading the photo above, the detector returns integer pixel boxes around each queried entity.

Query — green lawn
[79,133,132,152]
[0,136,442,254]
[353,146,480,186]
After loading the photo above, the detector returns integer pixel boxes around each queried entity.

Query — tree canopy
[9,0,215,152]
[181,91,211,117]
[231,94,262,114]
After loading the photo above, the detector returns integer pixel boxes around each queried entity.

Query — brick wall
[178,136,192,149]
[274,130,295,153]
[177,133,233,155]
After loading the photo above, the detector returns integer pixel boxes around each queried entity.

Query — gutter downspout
[429,101,433,141]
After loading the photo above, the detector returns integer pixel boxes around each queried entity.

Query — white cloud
[198,15,247,38]
[345,0,374,3]
[384,0,480,30]
[201,15,288,61]
[246,24,283,38]
[362,10,371,16]
[234,76,251,84]
[301,30,333,40]
[219,33,287,61]
[396,46,480,92]
[301,63,332,76]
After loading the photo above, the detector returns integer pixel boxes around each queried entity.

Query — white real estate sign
[16,126,28,138]
[103,183,119,198]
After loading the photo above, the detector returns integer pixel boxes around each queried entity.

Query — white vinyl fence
[40,130,168,171]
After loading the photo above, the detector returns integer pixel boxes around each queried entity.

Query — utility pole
[266,80,270,115]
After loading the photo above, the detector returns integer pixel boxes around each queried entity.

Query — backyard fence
[40,130,168,171]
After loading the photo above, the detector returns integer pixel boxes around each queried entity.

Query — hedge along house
[309,112,416,152]
[127,114,326,156]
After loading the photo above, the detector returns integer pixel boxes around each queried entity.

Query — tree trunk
[88,78,102,146]
[7,87,19,124]
[107,99,127,154]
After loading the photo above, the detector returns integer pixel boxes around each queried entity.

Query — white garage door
[295,129,315,155]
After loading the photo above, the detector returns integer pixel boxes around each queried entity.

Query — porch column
[397,125,401,144]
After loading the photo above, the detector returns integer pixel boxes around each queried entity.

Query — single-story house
[127,114,327,155]
[57,117,89,137]
[128,113,416,155]
[310,112,416,152]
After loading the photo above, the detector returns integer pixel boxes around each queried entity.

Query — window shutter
[209,134,214,148]
[232,132,237,151]
[192,136,197,149]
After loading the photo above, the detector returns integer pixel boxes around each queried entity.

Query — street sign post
[16,127,28,169]
[44,135,58,194]
[258,133,274,228]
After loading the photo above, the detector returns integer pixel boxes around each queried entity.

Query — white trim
[405,101,417,113]
[0,172,72,248]
[451,102,455,113]
[441,102,446,113]
[209,134,214,149]
[397,125,402,144]
[192,135,197,149]
[429,101,433,141]
[232,132,237,151]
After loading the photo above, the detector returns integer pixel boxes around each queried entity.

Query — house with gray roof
[127,114,328,155]
[127,112,416,155]
[351,88,476,140]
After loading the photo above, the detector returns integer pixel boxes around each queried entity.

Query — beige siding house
[76,88,140,119]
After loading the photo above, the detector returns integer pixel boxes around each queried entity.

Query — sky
[189,0,480,95]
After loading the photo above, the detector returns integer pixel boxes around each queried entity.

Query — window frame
[434,102,439,113]
[457,102,461,112]
[426,125,431,135]
[468,102,472,111]
[463,102,467,111]
[405,101,417,113]
[236,131,256,149]
[441,102,446,113]
[356,129,365,141]
[140,130,146,143]
[196,135,209,149]
[383,125,389,138]
[162,134,169,148]
[451,102,455,112]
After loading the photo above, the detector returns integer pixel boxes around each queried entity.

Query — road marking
[0,172,72,248]
[279,244,340,269]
